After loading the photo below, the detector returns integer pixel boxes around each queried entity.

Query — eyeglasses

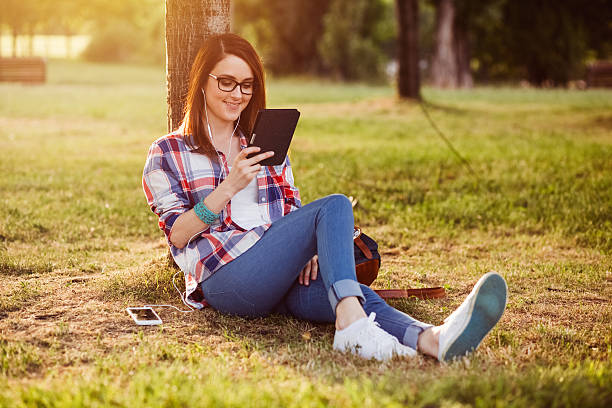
[208,74,254,95]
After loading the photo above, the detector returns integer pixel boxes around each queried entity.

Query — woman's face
[204,54,254,126]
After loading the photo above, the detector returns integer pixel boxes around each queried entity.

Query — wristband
[194,199,220,225]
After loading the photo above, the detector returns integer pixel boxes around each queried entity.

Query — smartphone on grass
[247,109,300,166]
[126,307,162,326]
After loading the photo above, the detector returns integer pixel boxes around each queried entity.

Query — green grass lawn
[0,59,611,407]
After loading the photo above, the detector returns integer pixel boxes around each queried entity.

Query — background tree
[81,0,164,64]
[318,0,395,81]
[501,0,610,85]
[2,0,38,57]
[454,0,611,85]
[165,0,230,132]
[3,0,610,87]
[233,0,331,75]
[396,0,420,99]
[430,0,457,88]
[429,0,480,88]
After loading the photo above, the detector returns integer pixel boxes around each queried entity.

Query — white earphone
[201,88,241,179]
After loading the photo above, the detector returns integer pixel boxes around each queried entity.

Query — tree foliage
[233,0,332,75]
[233,0,395,81]
[449,0,612,85]
[82,0,164,64]
[318,0,395,81]
[2,0,610,84]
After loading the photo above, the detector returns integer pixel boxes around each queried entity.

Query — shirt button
[260,197,266,202]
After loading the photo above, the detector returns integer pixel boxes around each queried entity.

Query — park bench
[0,57,46,83]
[586,61,612,88]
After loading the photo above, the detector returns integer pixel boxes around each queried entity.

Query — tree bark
[165,0,231,132]
[454,23,473,88]
[65,34,72,59]
[12,28,18,57]
[28,27,34,57]
[396,0,420,100]
[431,0,457,88]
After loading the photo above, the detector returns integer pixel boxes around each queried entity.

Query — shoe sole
[442,272,508,361]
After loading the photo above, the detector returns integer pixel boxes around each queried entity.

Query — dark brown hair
[181,33,266,157]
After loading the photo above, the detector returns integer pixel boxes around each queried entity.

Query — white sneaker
[437,272,508,362]
[333,312,417,361]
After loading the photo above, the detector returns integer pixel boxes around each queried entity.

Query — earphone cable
[143,270,195,313]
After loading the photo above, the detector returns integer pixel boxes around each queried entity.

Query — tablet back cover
[249,109,300,166]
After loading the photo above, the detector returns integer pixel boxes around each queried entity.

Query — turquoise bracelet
[194,199,220,225]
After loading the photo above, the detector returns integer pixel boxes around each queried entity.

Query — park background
[1,0,611,406]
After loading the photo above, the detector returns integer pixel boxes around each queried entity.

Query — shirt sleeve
[282,156,301,214]
[142,142,191,241]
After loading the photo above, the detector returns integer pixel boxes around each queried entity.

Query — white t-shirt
[230,176,269,230]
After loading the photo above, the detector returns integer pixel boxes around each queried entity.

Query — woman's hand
[224,146,274,194]
[299,255,318,286]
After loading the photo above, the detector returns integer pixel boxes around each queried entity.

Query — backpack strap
[374,287,446,300]
[354,235,373,259]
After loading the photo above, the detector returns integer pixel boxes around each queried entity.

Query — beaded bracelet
[194,199,220,225]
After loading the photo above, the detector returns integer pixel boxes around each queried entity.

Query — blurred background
[1,0,610,87]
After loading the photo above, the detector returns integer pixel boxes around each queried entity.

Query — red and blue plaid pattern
[142,131,301,308]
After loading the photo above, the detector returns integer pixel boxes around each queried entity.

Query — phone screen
[133,308,158,321]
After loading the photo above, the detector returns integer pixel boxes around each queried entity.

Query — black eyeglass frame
[208,73,255,95]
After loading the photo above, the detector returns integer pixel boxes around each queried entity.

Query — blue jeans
[200,194,432,349]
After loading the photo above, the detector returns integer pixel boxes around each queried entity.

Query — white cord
[137,90,244,318]
[141,90,242,317]
[201,88,240,180]
[143,270,195,313]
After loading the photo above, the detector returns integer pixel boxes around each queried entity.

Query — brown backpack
[353,227,445,300]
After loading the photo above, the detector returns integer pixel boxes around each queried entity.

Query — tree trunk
[454,23,473,88]
[12,28,18,57]
[27,24,35,57]
[165,0,231,132]
[396,0,420,100]
[431,0,457,88]
[65,34,72,59]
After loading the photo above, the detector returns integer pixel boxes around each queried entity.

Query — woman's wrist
[217,179,239,201]
[194,198,220,224]
[199,181,234,216]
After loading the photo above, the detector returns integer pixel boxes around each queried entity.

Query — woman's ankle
[335,297,367,330]
[417,327,440,358]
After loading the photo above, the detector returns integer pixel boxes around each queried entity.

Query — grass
[0,59,611,407]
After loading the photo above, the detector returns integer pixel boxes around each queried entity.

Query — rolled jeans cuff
[402,321,434,350]
[327,279,365,314]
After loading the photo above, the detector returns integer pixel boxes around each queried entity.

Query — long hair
[180,33,266,157]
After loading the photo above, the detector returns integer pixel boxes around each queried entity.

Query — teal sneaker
[437,272,508,362]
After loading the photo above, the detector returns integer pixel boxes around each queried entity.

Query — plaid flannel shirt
[142,131,301,308]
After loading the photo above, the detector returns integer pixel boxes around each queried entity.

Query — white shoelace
[359,313,403,354]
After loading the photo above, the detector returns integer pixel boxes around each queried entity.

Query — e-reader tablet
[248,109,300,166]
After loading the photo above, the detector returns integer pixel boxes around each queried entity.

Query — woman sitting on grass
[142,33,508,361]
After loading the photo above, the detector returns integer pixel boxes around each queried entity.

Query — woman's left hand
[299,255,318,286]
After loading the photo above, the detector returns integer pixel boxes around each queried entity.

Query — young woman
[143,33,508,361]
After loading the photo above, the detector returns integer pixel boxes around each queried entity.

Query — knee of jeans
[324,194,353,213]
